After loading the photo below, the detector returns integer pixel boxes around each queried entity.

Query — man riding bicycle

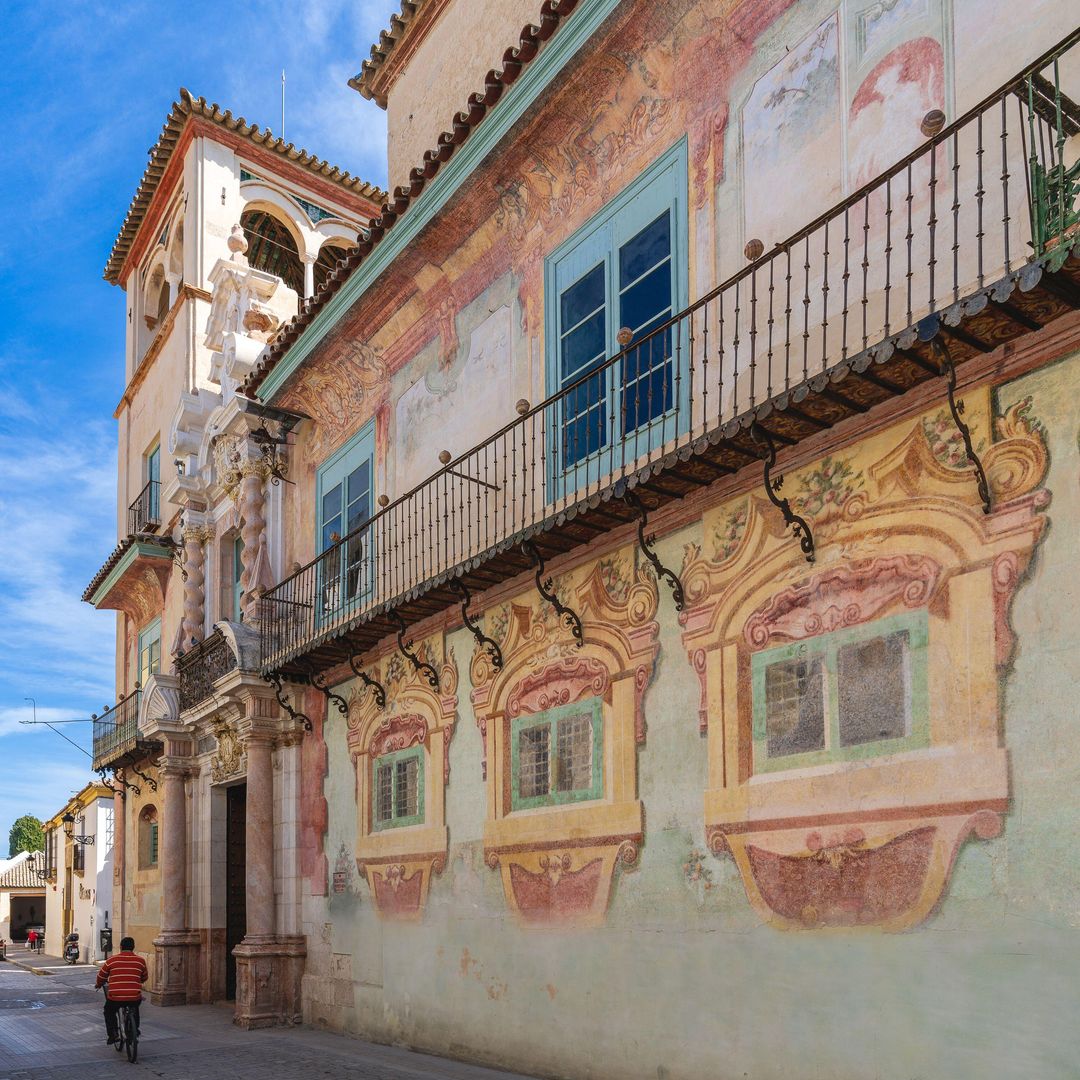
[94,937,148,1045]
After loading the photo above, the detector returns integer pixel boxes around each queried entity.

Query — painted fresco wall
[297,356,1080,1078]
[279,0,1080,1076]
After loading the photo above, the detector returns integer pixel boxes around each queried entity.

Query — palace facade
[86,1,1080,1076]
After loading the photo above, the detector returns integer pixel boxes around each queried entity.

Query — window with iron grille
[371,745,424,830]
[511,697,603,811]
[751,610,928,771]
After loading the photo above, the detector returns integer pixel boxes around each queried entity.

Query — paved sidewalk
[0,964,544,1080]
[2,953,95,976]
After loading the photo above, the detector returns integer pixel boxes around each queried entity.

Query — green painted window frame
[145,442,160,521]
[137,617,162,687]
[510,697,603,811]
[148,822,159,866]
[544,139,689,494]
[371,745,425,831]
[232,536,245,622]
[751,610,929,773]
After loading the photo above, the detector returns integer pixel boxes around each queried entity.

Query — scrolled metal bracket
[449,577,503,671]
[931,336,992,514]
[129,764,158,792]
[348,653,387,710]
[111,768,140,798]
[264,672,312,732]
[621,487,685,611]
[750,422,815,563]
[522,539,584,646]
[388,610,440,690]
[304,663,349,718]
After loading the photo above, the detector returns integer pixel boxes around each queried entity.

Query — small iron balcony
[91,691,158,772]
[176,629,238,713]
[128,480,161,535]
[260,29,1080,679]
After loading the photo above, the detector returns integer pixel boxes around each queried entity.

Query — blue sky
[0,0,397,845]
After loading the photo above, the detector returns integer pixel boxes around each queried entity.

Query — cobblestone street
[0,964,540,1080]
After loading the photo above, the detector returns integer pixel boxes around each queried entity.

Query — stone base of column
[150,931,201,1007]
[233,934,306,1029]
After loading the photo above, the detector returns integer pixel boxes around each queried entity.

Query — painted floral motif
[792,456,865,518]
[486,604,511,646]
[384,652,407,688]
[597,555,632,603]
[682,848,713,891]
[995,395,1046,442]
[922,410,986,470]
[711,500,748,562]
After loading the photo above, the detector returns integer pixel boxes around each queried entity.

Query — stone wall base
[233,934,306,1029]
[150,931,201,1006]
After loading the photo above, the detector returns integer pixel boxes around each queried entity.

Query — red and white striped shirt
[95,951,148,1002]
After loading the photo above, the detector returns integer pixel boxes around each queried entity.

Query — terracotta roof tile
[0,851,44,890]
[350,1,426,106]
[104,89,387,285]
[243,0,580,398]
[81,534,173,604]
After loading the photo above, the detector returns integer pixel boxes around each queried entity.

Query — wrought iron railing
[177,630,238,712]
[91,691,142,771]
[260,30,1080,672]
[128,480,161,534]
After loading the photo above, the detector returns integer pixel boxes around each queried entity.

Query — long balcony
[91,691,160,772]
[128,479,161,534]
[260,31,1080,678]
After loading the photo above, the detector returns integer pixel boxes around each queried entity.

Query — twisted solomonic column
[238,460,271,624]
[181,525,212,647]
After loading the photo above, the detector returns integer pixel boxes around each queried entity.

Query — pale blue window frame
[315,421,376,622]
[544,139,689,495]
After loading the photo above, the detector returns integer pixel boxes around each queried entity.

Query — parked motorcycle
[64,931,80,965]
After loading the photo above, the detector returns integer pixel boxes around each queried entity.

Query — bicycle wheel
[124,1008,138,1064]
[114,1019,125,1054]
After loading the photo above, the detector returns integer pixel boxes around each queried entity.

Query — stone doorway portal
[225,783,247,1000]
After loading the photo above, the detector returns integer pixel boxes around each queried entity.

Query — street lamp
[62,812,94,846]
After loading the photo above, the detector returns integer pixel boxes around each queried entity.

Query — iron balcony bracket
[305,663,349,718]
[129,764,158,793]
[348,654,387,710]
[449,577,503,671]
[522,539,584,647]
[112,768,140,798]
[71,834,95,847]
[620,487,686,611]
[921,324,992,514]
[389,610,441,690]
[750,422,816,564]
[264,672,313,732]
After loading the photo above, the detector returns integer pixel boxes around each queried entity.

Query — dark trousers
[104,999,140,1040]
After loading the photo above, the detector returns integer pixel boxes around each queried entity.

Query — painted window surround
[679,389,1050,930]
[346,635,457,920]
[471,542,660,926]
[256,0,625,403]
